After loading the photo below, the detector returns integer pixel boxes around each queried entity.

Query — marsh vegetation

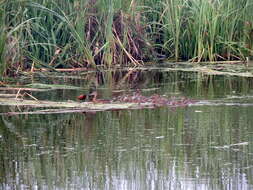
[0,1,253,188]
[0,0,253,75]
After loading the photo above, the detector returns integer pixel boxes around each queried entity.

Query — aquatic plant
[0,1,6,75]
[154,0,253,61]
[0,0,253,75]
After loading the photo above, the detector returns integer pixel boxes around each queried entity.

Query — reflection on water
[0,71,253,190]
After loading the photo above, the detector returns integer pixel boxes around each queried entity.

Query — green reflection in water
[0,71,253,190]
[0,106,252,190]
[9,70,253,102]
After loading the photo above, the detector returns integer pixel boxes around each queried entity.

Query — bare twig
[24,92,39,101]
[15,88,21,99]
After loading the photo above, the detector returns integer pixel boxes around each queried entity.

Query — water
[0,70,252,190]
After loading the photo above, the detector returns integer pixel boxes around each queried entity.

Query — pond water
[0,69,252,190]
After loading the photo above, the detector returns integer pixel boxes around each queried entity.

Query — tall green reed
[0,0,30,74]
[0,3,5,74]
[1,0,253,75]
[161,0,185,61]
[4,0,151,71]
[25,1,95,68]
[156,0,253,62]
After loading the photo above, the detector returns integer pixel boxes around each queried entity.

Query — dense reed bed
[0,0,253,75]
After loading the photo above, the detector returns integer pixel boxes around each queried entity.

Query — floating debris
[25,83,82,90]
[212,142,249,150]
[113,92,197,107]
[0,92,197,115]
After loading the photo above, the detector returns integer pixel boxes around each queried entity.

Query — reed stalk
[0,1,6,75]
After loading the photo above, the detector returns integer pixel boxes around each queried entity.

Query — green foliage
[155,0,253,61]
[0,1,6,75]
[1,0,253,75]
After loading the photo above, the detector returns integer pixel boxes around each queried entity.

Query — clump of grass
[83,0,154,66]
[0,0,25,76]
[1,0,153,74]
[155,0,253,62]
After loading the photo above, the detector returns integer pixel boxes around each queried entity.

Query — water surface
[0,70,252,190]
